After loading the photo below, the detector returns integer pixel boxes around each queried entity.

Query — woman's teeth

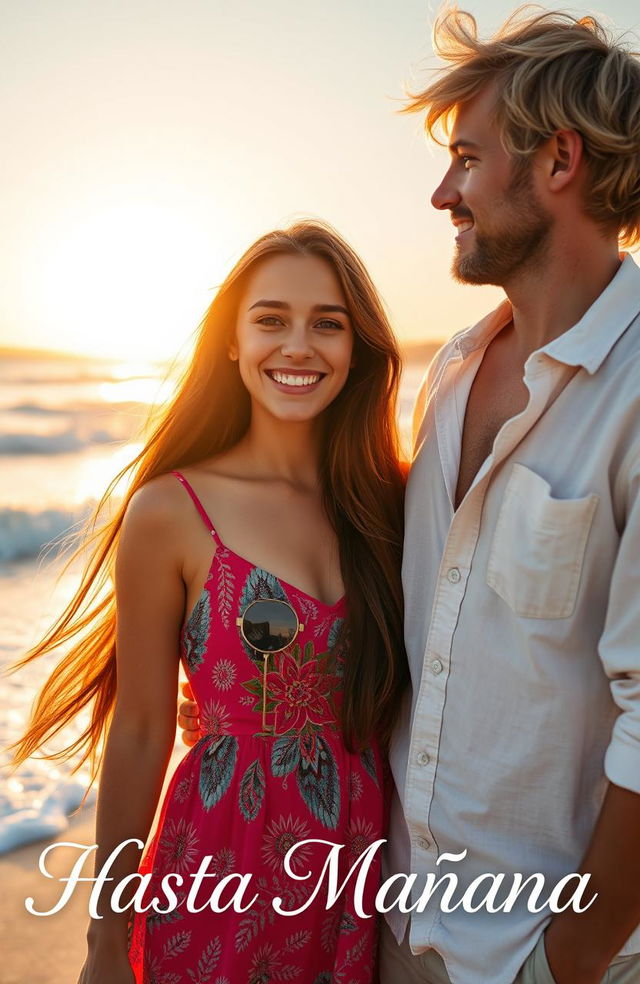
[269,371,321,387]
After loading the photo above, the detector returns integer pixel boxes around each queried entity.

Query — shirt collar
[541,253,640,374]
[454,298,512,359]
[454,253,640,374]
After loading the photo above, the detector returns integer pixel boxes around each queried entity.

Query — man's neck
[502,233,621,361]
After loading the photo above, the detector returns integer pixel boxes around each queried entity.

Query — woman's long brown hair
[11,219,408,781]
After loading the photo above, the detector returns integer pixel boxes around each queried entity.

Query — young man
[380,9,640,984]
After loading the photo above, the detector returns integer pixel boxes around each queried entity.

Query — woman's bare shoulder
[122,473,191,543]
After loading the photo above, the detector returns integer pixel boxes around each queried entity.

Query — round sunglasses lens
[242,600,299,652]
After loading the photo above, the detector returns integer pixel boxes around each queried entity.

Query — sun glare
[72,442,145,506]
[98,375,177,406]
[40,198,229,362]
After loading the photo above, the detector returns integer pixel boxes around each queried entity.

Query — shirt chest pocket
[486,464,599,619]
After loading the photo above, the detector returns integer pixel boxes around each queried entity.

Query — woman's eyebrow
[248,300,350,316]
[313,304,350,316]
[248,299,289,310]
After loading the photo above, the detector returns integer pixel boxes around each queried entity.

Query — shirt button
[417,837,431,851]
[417,751,430,766]
[447,567,461,584]
[430,659,444,675]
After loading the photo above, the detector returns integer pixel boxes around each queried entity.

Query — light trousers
[378,918,640,984]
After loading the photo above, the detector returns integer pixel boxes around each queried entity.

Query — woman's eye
[256,316,284,328]
[315,319,343,331]
[462,156,475,170]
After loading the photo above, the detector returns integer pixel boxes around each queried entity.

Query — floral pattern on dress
[213,547,235,630]
[211,847,236,877]
[260,813,312,873]
[210,658,236,691]
[200,699,231,738]
[247,942,302,984]
[241,639,341,738]
[345,817,376,861]
[182,592,211,674]
[238,759,266,821]
[159,819,200,875]
[186,938,222,983]
[129,514,385,984]
[199,734,238,810]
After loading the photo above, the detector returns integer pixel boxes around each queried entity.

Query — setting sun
[38,194,230,361]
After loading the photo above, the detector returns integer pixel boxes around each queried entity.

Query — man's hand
[543,783,640,984]
[178,680,201,746]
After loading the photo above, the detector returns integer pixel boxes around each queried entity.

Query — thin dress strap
[172,471,220,543]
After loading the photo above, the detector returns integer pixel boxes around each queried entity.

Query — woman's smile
[263,367,327,394]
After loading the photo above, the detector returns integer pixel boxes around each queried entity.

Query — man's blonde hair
[406,6,640,246]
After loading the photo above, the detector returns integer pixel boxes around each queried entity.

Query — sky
[2,0,639,360]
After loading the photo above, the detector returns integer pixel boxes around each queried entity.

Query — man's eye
[256,316,284,328]
[315,319,343,331]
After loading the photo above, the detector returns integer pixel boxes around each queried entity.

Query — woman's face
[232,252,355,424]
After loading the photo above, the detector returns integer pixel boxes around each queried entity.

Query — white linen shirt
[385,254,640,984]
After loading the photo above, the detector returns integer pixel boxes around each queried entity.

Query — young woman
[13,221,408,984]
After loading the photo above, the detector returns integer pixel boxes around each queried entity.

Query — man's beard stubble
[453,163,553,287]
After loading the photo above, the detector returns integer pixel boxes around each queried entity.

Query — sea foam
[0,504,94,562]
[0,779,96,855]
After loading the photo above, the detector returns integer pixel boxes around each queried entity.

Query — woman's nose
[279,326,314,359]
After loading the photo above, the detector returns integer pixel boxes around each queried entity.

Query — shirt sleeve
[602,448,640,794]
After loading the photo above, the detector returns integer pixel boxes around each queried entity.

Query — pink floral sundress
[129,471,386,984]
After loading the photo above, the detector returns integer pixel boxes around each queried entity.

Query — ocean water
[0,349,429,855]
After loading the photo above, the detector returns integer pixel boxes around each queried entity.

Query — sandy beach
[0,803,98,984]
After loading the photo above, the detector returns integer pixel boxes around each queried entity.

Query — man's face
[431,86,553,287]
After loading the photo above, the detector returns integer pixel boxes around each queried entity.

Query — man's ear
[546,130,584,188]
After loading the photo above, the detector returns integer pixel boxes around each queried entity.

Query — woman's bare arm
[79,479,186,981]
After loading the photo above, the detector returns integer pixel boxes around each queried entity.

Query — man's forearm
[544,782,640,984]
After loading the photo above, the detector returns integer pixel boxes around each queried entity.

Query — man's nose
[431,165,461,211]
